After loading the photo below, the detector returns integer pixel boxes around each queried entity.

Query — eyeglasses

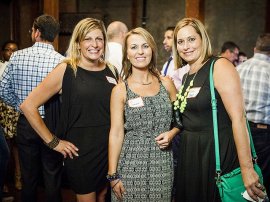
[28,28,34,34]
[29,27,39,35]
[230,49,239,57]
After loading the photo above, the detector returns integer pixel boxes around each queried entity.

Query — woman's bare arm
[20,63,78,158]
[214,58,265,200]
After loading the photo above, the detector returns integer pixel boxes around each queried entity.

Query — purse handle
[209,59,258,175]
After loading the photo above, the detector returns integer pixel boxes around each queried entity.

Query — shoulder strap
[209,59,258,175]
[209,59,221,173]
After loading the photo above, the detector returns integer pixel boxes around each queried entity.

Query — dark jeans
[16,115,63,202]
[0,127,10,200]
[250,127,270,196]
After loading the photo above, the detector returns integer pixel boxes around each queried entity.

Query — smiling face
[79,28,105,62]
[127,34,152,69]
[176,25,203,65]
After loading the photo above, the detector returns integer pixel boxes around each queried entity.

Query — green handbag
[209,59,264,202]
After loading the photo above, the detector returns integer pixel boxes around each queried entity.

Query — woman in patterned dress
[108,27,181,201]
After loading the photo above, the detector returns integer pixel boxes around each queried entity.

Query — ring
[256,183,262,188]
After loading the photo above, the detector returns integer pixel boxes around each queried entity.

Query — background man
[161,26,189,90]
[106,21,128,73]
[0,14,64,202]
[161,26,190,199]
[161,26,175,77]
[220,41,240,65]
[237,33,270,195]
[0,40,18,78]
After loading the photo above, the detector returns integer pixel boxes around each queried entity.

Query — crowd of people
[0,14,269,202]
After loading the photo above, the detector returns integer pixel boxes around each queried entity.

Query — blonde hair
[121,27,159,80]
[63,18,107,73]
[173,18,212,68]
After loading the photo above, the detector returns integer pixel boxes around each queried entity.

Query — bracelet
[106,172,122,182]
[45,135,60,149]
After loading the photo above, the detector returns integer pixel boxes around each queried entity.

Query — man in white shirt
[106,21,128,74]
[161,27,175,77]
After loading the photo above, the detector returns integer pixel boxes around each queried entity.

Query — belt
[249,121,270,130]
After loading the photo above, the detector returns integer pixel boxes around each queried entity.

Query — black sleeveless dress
[175,57,239,202]
[58,65,117,194]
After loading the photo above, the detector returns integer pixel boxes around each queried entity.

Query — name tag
[106,76,117,85]
[128,97,144,107]
[187,87,201,98]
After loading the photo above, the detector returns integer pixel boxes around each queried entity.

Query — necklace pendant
[174,70,199,113]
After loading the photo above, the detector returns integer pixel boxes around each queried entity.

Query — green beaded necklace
[174,71,198,113]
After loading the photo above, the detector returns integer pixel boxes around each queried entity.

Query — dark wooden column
[43,0,59,50]
[185,0,205,23]
[266,0,270,32]
[131,0,138,28]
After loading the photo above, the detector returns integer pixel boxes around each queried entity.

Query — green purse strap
[209,59,258,175]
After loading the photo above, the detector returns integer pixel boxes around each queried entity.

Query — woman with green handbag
[173,17,267,202]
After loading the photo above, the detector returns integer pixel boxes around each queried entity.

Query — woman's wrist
[240,159,254,172]
[170,127,180,136]
[107,170,117,175]
[106,172,122,182]
[44,135,60,149]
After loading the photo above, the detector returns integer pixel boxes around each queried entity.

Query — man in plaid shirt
[0,14,64,202]
[237,33,270,196]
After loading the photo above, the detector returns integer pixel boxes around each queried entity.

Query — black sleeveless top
[56,65,117,138]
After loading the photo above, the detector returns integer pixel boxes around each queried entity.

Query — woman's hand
[242,167,266,201]
[111,179,126,201]
[54,140,79,159]
[155,131,173,149]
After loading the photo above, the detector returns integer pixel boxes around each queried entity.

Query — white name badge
[106,76,117,85]
[128,97,144,108]
[187,87,201,98]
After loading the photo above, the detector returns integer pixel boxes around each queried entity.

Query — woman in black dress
[172,18,266,202]
[20,18,118,202]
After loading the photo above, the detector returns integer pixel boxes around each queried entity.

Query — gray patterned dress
[112,81,174,202]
